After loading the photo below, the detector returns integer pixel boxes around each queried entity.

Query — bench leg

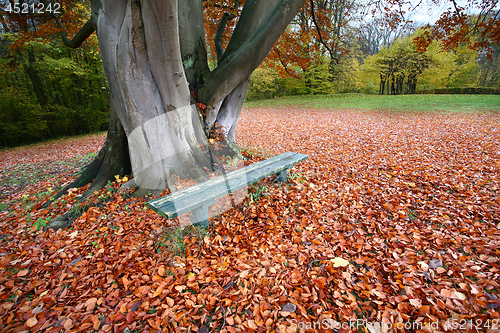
[276,168,288,182]
[191,205,210,227]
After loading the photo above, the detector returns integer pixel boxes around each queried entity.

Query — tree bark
[45,0,307,221]
[198,0,306,108]
[97,0,212,194]
[44,103,131,227]
[178,0,210,95]
[204,0,280,136]
[216,78,250,143]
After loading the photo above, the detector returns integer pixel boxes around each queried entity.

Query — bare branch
[274,47,302,79]
[451,0,462,14]
[309,0,336,60]
[43,0,99,49]
[215,12,236,61]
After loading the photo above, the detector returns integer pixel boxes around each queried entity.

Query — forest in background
[1,1,499,147]
[0,33,109,147]
[246,23,500,100]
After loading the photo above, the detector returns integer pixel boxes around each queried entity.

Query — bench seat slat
[153,152,296,203]
[147,152,308,219]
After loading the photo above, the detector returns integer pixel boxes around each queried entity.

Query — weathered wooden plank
[153,152,296,204]
[147,152,308,220]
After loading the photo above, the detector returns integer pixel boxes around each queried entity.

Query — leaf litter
[0,108,499,332]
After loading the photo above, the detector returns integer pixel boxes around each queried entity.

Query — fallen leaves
[280,303,297,316]
[331,257,350,267]
[0,108,499,332]
[25,316,37,327]
[16,269,29,277]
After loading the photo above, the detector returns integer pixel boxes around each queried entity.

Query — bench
[147,152,308,227]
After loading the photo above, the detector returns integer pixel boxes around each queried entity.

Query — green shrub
[419,87,500,95]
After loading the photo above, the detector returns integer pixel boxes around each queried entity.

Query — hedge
[418,87,500,95]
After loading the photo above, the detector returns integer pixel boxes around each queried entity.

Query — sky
[409,1,452,23]
[405,0,494,24]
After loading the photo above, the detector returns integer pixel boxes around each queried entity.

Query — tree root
[42,106,131,208]
[44,203,89,231]
[42,107,131,230]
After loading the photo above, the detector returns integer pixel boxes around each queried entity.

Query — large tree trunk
[206,0,279,139]
[42,0,308,230]
[97,0,212,194]
[44,103,131,229]
[216,78,250,143]
[46,0,306,217]
[94,0,304,194]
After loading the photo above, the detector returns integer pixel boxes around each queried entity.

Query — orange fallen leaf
[17,269,29,277]
[25,317,38,327]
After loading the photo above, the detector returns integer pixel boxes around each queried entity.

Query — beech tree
[47,0,308,202]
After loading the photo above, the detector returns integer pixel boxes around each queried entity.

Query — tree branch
[199,0,306,107]
[42,0,100,49]
[179,0,210,91]
[274,47,302,79]
[57,18,95,48]
[451,0,462,15]
[215,12,236,61]
[215,0,241,61]
[309,0,336,60]
[218,0,279,64]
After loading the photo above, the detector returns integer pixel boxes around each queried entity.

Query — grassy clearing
[0,151,98,210]
[0,152,97,189]
[245,93,500,112]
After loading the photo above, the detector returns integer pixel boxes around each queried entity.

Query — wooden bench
[147,152,308,227]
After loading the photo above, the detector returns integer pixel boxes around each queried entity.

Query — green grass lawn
[244,93,500,112]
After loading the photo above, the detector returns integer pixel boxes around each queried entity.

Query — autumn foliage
[413,0,500,59]
[1,107,499,332]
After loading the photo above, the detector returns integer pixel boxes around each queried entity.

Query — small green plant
[168,228,187,256]
[221,155,238,167]
[24,212,32,222]
[106,180,116,193]
[289,170,307,183]
[187,224,209,242]
[407,209,418,220]
[32,217,50,230]
[156,224,209,256]
[6,293,17,302]
[246,184,269,203]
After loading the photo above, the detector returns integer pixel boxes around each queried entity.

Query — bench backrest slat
[147,152,308,219]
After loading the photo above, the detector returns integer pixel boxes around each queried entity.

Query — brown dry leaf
[85,297,97,312]
[409,298,422,308]
[247,319,258,330]
[63,319,73,330]
[17,269,29,277]
[280,303,297,317]
[331,257,350,267]
[25,317,38,327]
